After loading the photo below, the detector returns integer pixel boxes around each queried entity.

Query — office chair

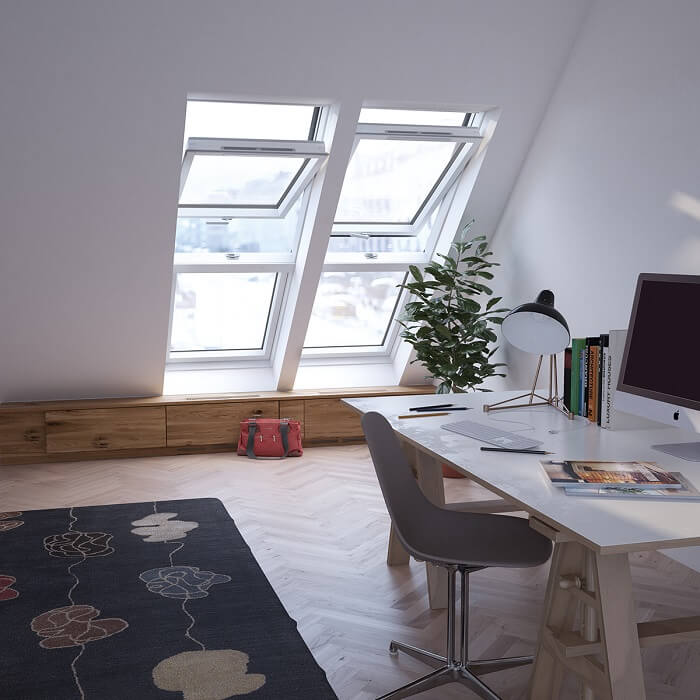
[362,411,552,700]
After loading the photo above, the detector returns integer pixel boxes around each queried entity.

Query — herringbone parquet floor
[3,445,700,699]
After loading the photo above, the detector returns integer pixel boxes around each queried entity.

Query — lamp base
[483,354,574,420]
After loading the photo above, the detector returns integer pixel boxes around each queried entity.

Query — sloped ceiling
[0,0,588,401]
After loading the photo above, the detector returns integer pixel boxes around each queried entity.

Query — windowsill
[293,361,400,389]
[163,365,277,395]
[163,360,433,395]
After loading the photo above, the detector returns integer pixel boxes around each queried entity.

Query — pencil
[480,447,553,455]
[398,412,450,419]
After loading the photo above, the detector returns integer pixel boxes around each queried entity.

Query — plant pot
[441,463,466,479]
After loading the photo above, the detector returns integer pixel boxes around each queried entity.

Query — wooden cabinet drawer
[166,401,279,447]
[45,407,166,453]
[304,398,364,442]
[280,400,305,441]
[0,412,46,458]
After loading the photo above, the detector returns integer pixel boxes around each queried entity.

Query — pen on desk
[480,447,553,455]
[411,406,469,413]
[408,403,454,411]
[398,412,450,420]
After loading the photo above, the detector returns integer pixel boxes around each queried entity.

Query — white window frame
[167,262,294,365]
[331,123,481,235]
[168,105,328,366]
[165,100,497,386]
[302,119,480,359]
[178,137,327,219]
[324,176,459,266]
[301,262,415,360]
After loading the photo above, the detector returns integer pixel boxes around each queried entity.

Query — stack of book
[541,460,700,500]
[562,329,626,428]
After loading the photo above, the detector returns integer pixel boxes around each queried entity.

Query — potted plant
[397,222,509,476]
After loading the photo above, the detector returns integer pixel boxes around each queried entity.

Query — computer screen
[618,273,700,412]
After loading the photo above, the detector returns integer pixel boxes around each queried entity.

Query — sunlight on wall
[669,191,700,222]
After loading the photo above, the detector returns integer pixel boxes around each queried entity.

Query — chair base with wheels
[379,566,531,700]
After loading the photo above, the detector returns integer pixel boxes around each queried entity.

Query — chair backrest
[361,411,440,559]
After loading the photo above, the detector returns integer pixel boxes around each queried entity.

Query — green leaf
[434,324,454,340]
[408,265,423,283]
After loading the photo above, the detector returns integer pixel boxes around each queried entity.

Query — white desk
[345,390,700,700]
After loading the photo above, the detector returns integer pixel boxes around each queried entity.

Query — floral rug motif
[0,498,336,699]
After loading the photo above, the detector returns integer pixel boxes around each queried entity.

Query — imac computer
[615,273,700,461]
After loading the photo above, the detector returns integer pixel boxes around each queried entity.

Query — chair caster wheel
[389,642,398,656]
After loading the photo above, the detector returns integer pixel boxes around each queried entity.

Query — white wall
[490,0,700,388]
[490,0,700,570]
[0,0,587,401]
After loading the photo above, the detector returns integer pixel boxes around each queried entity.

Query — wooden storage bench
[0,386,433,465]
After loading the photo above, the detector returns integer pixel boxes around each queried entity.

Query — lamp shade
[501,290,570,355]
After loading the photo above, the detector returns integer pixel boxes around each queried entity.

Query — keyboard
[441,418,542,450]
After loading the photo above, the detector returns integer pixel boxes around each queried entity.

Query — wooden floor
[3,445,700,699]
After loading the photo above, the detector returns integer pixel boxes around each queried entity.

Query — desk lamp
[484,289,573,418]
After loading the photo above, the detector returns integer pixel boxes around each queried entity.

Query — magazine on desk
[541,460,683,489]
[565,473,700,500]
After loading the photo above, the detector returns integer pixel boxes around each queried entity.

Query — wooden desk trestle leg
[529,533,646,699]
[384,443,449,609]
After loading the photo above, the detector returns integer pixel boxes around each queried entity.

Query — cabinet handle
[23,429,40,443]
[253,409,263,416]
[93,436,110,449]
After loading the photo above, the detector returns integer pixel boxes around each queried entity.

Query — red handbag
[237,418,303,459]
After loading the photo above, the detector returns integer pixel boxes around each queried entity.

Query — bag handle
[246,419,290,459]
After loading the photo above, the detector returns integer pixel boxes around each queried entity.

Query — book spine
[587,345,597,422]
[570,338,585,416]
[563,347,572,411]
[586,337,601,423]
[597,334,608,426]
[582,342,589,418]
[601,343,611,427]
[605,329,628,429]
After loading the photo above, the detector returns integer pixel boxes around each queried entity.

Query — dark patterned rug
[0,498,337,699]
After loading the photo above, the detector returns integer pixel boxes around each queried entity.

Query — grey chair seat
[361,411,552,700]
[398,504,552,569]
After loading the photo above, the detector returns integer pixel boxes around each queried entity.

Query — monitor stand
[652,442,700,462]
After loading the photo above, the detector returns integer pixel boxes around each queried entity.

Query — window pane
[184,101,316,142]
[170,273,277,352]
[328,209,437,254]
[180,154,306,207]
[175,198,301,254]
[304,271,405,348]
[335,139,457,224]
[359,108,466,126]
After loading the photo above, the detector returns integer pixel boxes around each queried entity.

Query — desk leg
[385,442,449,609]
[385,442,417,567]
[529,541,646,700]
[595,551,646,699]
[387,524,410,565]
[416,451,448,610]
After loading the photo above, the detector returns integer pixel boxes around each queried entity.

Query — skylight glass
[334,139,458,224]
[170,272,277,352]
[303,271,405,348]
[359,108,467,126]
[327,209,436,253]
[179,154,306,207]
[175,198,302,254]
[184,101,316,142]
